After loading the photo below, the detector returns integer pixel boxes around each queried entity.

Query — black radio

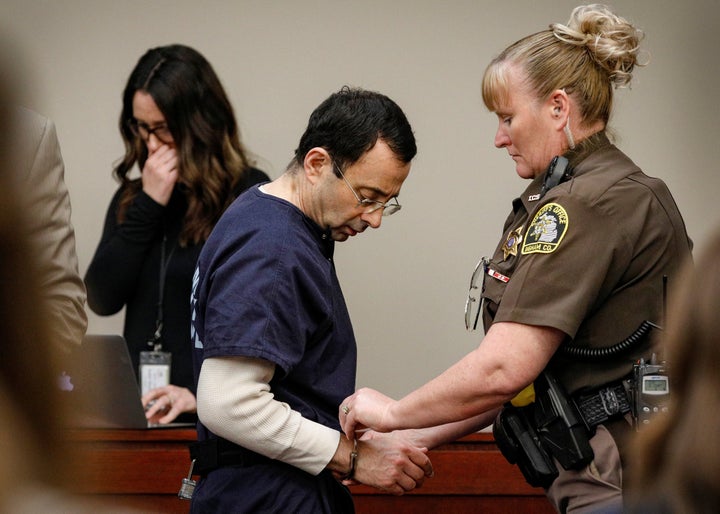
[631,354,670,429]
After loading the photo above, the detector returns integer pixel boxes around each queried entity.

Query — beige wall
[2,0,718,398]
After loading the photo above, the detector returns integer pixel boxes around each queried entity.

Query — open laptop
[58,334,194,429]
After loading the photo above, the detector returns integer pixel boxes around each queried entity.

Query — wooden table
[66,428,554,513]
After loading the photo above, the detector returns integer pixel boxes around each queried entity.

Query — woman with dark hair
[85,44,269,424]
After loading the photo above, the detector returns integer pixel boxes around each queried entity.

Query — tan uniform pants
[545,424,623,514]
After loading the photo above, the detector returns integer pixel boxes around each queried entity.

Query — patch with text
[521,203,568,255]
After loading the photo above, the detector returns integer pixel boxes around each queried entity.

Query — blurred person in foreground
[625,228,719,514]
[0,45,130,514]
[339,5,692,513]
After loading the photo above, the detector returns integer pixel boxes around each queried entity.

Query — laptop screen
[59,334,151,429]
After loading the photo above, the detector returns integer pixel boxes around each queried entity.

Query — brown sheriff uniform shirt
[481,132,693,394]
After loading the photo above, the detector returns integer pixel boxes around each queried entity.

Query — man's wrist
[329,435,358,478]
[340,438,358,480]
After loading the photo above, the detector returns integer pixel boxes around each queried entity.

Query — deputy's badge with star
[502,225,524,260]
[521,203,568,255]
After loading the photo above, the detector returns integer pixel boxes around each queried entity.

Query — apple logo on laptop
[58,371,74,391]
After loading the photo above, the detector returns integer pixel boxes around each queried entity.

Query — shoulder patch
[521,202,568,255]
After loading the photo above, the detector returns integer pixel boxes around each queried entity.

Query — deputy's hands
[142,384,196,424]
[343,430,433,495]
[340,387,395,440]
[141,144,178,206]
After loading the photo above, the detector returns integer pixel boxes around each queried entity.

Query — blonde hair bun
[551,4,645,87]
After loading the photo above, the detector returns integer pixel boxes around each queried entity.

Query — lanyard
[148,235,176,351]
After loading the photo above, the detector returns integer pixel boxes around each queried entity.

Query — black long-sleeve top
[85,168,269,398]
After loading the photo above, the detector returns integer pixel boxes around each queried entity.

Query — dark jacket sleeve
[84,187,165,315]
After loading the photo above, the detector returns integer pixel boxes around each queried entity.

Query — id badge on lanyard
[139,349,171,395]
[140,236,175,395]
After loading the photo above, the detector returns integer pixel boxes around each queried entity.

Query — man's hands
[337,389,435,495]
[333,431,433,496]
[142,384,196,424]
[141,144,178,206]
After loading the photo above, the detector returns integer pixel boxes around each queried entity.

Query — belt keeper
[341,438,358,480]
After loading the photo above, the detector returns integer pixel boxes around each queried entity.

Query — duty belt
[573,382,631,428]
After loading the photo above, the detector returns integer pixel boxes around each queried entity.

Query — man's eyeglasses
[464,257,488,331]
[333,162,401,216]
[127,119,173,144]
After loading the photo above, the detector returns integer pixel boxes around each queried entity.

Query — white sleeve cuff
[196,356,339,475]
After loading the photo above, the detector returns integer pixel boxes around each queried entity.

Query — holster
[533,372,594,471]
[493,404,558,489]
[493,371,595,488]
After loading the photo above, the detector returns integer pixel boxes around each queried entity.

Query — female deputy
[85,45,269,424]
[340,4,692,512]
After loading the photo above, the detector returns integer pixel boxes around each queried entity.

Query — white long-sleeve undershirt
[196,356,340,475]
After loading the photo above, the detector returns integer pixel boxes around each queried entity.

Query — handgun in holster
[493,371,594,488]
[532,371,594,471]
[493,404,558,489]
